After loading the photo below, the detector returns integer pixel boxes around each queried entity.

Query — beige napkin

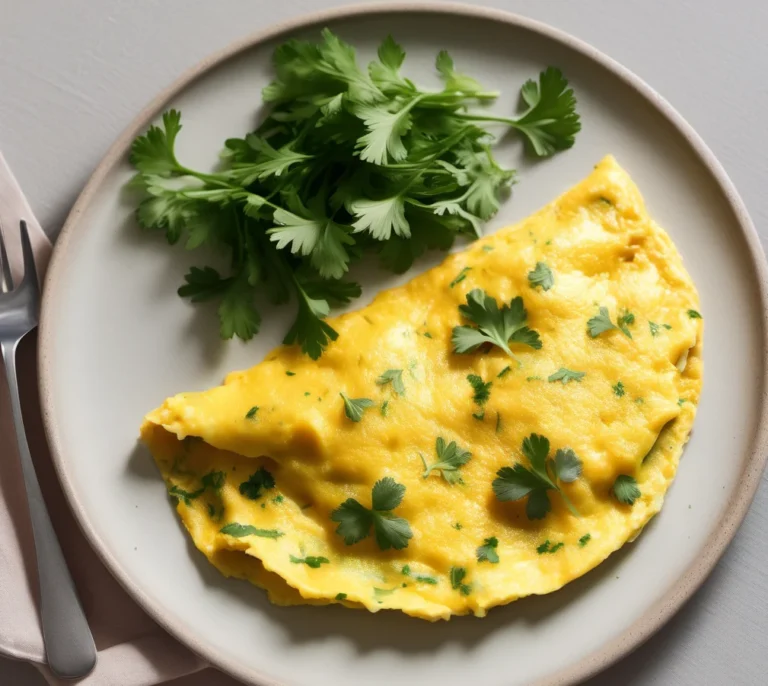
[0,151,239,685]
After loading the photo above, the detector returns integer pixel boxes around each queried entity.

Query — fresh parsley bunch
[129,30,580,358]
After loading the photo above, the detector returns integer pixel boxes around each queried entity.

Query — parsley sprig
[330,477,413,550]
[492,433,582,519]
[128,31,579,358]
[420,437,472,484]
[452,289,542,359]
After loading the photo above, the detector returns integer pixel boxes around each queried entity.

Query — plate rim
[37,2,768,685]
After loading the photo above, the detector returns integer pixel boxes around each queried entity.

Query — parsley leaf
[688,309,702,319]
[449,566,471,595]
[377,369,406,396]
[450,266,472,288]
[452,288,542,358]
[509,68,580,157]
[613,475,641,505]
[290,554,330,568]
[537,540,564,554]
[476,536,500,563]
[578,533,591,547]
[401,565,438,584]
[330,477,412,550]
[588,306,632,339]
[613,381,625,397]
[340,392,375,422]
[528,262,554,291]
[239,467,276,500]
[219,523,283,539]
[467,374,492,405]
[548,368,585,384]
[492,433,582,519]
[245,406,259,419]
[420,437,472,484]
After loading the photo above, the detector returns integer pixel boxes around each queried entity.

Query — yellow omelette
[141,156,702,620]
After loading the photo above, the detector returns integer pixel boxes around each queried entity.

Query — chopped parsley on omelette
[141,156,702,621]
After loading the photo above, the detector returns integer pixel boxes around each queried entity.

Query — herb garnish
[219,523,283,539]
[537,540,564,554]
[587,306,633,339]
[452,289,542,358]
[330,477,413,550]
[450,567,471,595]
[492,433,582,520]
[239,467,276,500]
[613,475,641,505]
[612,381,625,397]
[467,373,492,405]
[548,368,585,384]
[245,406,259,420]
[528,262,554,291]
[578,533,591,547]
[340,392,375,422]
[476,536,500,563]
[401,565,438,584]
[450,266,472,288]
[128,32,579,358]
[688,309,702,319]
[290,555,330,568]
[377,369,406,396]
[420,437,472,484]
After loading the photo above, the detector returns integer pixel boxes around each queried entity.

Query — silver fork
[0,220,96,678]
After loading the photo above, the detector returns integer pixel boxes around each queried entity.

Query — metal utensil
[0,220,96,678]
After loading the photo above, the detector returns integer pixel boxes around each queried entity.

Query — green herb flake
[495,412,502,434]
[613,381,625,397]
[377,369,406,396]
[290,554,330,568]
[285,370,296,376]
[245,406,259,420]
[239,467,276,500]
[649,321,660,337]
[547,368,585,384]
[497,365,511,378]
[528,262,554,291]
[482,246,494,253]
[330,477,412,550]
[578,533,592,547]
[467,374,492,405]
[423,331,433,339]
[453,522,463,531]
[304,391,311,397]
[476,536,500,564]
[613,475,641,505]
[587,306,632,339]
[688,309,702,319]
[420,437,472,485]
[219,523,283,539]
[272,495,285,504]
[381,400,389,417]
[450,566,471,595]
[536,539,564,554]
[340,392,375,422]
[493,433,582,520]
[335,592,347,601]
[450,266,472,288]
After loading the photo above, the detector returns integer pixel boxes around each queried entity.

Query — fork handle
[1,339,96,678]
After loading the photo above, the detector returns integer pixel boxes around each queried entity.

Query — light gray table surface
[1,0,766,684]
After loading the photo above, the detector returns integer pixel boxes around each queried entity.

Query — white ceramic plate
[39,4,768,686]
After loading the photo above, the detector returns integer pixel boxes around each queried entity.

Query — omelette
[141,156,702,620]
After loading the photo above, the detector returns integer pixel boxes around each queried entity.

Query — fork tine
[19,220,39,290]
[0,220,14,292]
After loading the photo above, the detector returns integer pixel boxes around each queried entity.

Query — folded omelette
[141,156,702,620]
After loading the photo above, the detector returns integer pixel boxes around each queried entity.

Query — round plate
[39,3,768,685]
